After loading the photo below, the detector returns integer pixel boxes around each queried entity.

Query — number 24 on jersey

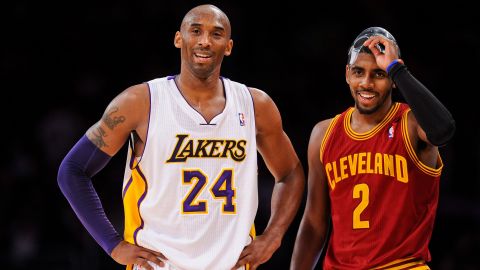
[182,169,236,214]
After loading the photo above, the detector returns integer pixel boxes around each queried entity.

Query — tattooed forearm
[91,125,108,148]
[103,106,126,130]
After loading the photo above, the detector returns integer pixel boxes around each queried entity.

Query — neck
[176,72,223,103]
[352,100,394,128]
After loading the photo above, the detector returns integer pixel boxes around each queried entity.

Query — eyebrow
[349,66,363,71]
[373,68,387,73]
[189,23,226,32]
[350,66,386,73]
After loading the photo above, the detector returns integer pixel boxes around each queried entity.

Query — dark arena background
[2,1,479,269]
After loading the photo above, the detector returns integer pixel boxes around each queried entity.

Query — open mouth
[358,91,376,100]
[194,52,212,58]
[356,91,378,105]
[193,52,213,64]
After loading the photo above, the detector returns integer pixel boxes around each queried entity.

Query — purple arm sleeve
[57,135,123,254]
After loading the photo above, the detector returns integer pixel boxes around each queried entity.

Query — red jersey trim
[320,115,341,164]
[400,109,443,177]
[344,103,401,140]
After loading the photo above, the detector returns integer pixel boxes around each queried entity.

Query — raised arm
[232,88,305,270]
[57,84,165,269]
[388,62,455,147]
[364,36,455,147]
[290,120,331,270]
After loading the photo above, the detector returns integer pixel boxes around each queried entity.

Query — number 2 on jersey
[353,183,370,229]
[182,169,236,214]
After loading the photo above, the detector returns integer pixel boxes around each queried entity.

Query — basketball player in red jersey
[290,27,455,269]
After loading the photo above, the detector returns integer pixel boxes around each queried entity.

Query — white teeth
[359,92,375,99]
[195,53,210,58]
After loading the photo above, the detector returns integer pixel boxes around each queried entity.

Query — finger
[143,251,166,267]
[368,38,383,55]
[156,252,167,260]
[367,36,390,55]
[363,37,374,47]
[231,254,252,270]
[135,258,153,270]
[363,36,382,47]
[142,246,167,260]
[237,244,253,260]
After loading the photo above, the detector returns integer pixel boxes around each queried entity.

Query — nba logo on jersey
[239,112,246,126]
[388,125,395,138]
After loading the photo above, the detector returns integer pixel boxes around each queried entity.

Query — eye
[212,31,224,39]
[352,69,363,77]
[375,72,387,78]
[191,28,201,35]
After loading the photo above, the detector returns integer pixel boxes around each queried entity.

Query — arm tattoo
[103,106,126,130]
[91,126,108,149]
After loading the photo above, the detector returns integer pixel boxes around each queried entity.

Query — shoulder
[310,118,335,143]
[247,87,272,104]
[308,118,336,165]
[246,87,282,135]
[113,83,150,107]
[247,87,279,119]
[247,87,278,115]
[123,83,149,99]
[105,83,150,126]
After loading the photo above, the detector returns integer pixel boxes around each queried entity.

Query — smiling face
[345,52,394,114]
[174,5,233,80]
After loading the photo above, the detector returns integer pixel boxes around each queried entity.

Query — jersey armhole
[400,109,443,176]
[131,82,153,169]
[320,115,340,164]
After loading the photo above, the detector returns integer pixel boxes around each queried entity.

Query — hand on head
[363,35,403,71]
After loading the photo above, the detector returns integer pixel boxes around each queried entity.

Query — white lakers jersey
[122,76,258,270]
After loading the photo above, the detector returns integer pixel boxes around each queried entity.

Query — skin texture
[290,35,438,269]
[83,4,304,270]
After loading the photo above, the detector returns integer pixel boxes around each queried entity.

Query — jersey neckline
[344,102,400,141]
[169,75,230,125]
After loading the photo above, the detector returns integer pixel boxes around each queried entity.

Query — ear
[345,64,351,84]
[174,31,182,48]
[224,39,233,56]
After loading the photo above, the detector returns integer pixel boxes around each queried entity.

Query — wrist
[262,228,284,245]
[386,59,400,73]
[387,59,406,79]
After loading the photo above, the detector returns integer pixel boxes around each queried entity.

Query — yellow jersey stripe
[386,261,426,270]
[243,224,256,270]
[320,115,340,163]
[249,224,256,239]
[345,103,400,140]
[401,110,442,176]
[409,266,430,270]
[123,165,148,245]
[372,257,416,269]
[372,257,430,270]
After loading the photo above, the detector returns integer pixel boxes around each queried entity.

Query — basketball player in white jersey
[57,4,305,270]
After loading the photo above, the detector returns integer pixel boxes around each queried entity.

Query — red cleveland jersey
[320,103,442,269]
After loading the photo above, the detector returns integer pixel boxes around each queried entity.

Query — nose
[197,32,211,48]
[358,76,374,89]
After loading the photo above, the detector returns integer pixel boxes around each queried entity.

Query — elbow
[429,118,456,146]
[291,162,306,193]
[57,157,81,196]
[57,158,71,195]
